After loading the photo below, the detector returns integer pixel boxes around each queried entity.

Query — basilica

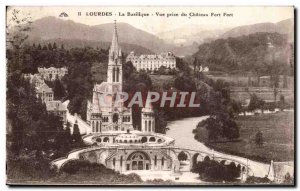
[81,21,178,172]
[86,21,155,134]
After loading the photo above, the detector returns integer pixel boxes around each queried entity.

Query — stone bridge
[170,147,252,176]
[51,145,252,180]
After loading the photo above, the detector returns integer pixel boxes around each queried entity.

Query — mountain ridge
[27,16,172,54]
[221,18,294,42]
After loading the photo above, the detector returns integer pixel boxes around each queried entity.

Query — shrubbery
[60,159,143,184]
[245,176,271,184]
[193,158,241,182]
[7,158,56,182]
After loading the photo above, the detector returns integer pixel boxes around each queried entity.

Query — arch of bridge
[172,148,249,172]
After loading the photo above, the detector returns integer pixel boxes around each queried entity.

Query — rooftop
[46,100,67,111]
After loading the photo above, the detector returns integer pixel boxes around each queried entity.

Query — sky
[7,6,294,34]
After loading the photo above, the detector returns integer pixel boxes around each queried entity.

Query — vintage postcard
[6,6,295,186]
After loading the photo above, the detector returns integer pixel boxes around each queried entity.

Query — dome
[115,132,142,144]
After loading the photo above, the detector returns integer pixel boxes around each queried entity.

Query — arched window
[162,157,165,166]
[112,68,116,82]
[116,68,120,82]
[154,155,157,166]
[149,137,155,142]
[141,136,147,143]
[96,138,101,142]
[103,137,109,142]
[120,156,123,167]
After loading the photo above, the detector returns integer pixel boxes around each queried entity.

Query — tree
[255,131,263,147]
[173,74,196,92]
[53,42,57,50]
[279,95,285,111]
[6,8,32,72]
[205,117,223,142]
[230,100,242,117]
[42,45,48,50]
[47,43,53,50]
[72,121,82,144]
[154,110,167,134]
[65,122,72,145]
[248,94,265,112]
[157,66,167,75]
[283,172,294,184]
[123,61,136,80]
[53,79,66,100]
[194,159,241,181]
[223,119,240,140]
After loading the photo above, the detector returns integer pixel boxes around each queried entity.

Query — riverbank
[166,116,270,178]
[194,111,294,163]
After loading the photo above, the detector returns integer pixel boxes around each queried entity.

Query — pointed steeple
[107,20,123,85]
[110,20,120,60]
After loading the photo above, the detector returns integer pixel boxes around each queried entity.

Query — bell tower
[141,94,155,133]
[107,20,123,89]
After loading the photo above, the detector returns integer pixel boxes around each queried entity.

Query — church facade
[86,21,155,134]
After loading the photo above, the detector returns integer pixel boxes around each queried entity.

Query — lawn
[230,87,294,104]
[205,111,294,163]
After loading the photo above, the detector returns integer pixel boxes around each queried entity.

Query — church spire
[110,20,120,59]
[107,20,123,85]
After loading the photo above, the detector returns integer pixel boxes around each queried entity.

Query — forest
[193,32,293,76]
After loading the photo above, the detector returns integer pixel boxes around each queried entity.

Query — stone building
[23,70,66,122]
[86,21,135,133]
[38,67,68,81]
[45,100,67,123]
[126,51,176,71]
[83,21,170,172]
[35,83,54,103]
[268,160,294,183]
[141,97,155,133]
[23,74,45,88]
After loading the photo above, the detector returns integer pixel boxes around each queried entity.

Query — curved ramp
[63,100,91,135]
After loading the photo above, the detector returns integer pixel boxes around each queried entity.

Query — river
[166,116,270,178]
